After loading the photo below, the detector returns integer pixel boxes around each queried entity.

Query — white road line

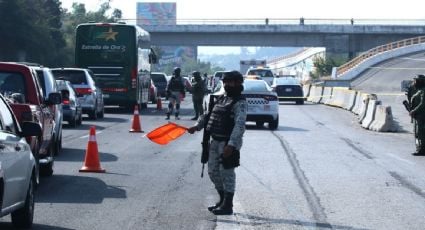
[385,153,415,165]
[79,131,103,139]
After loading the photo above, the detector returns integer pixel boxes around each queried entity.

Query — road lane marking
[79,131,103,139]
[385,153,415,165]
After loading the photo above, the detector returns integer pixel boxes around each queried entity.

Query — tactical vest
[206,95,244,140]
[168,76,184,91]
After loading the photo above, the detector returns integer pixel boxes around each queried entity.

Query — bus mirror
[149,52,158,64]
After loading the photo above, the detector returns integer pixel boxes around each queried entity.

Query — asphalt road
[1,95,425,230]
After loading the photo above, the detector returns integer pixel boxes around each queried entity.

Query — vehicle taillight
[263,95,278,101]
[131,68,137,89]
[62,99,70,105]
[75,88,93,95]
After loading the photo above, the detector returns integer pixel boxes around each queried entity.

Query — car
[51,68,104,120]
[28,64,64,155]
[245,67,275,86]
[151,72,168,97]
[206,79,279,130]
[0,62,62,176]
[56,79,83,127]
[0,92,42,228]
[271,76,305,104]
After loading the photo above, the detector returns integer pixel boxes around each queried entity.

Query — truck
[0,62,62,176]
[239,59,267,75]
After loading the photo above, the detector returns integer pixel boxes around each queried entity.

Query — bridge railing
[336,36,425,77]
[132,18,425,26]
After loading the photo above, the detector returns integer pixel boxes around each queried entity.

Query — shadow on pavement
[36,174,127,204]
[55,147,118,162]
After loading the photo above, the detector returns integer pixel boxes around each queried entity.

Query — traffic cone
[156,98,162,110]
[129,105,144,133]
[79,126,105,173]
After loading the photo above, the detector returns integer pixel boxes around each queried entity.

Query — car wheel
[69,115,77,127]
[11,174,35,228]
[97,105,104,119]
[77,111,83,125]
[89,107,98,120]
[40,144,54,177]
[268,116,279,130]
[53,133,61,156]
[256,121,264,128]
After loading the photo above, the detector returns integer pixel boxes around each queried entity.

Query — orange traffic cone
[79,126,105,173]
[156,98,162,110]
[129,105,144,133]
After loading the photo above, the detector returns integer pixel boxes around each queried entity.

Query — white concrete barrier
[328,87,349,108]
[321,87,333,105]
[303,84,311,99]
[307,85,323,103]
[343,90,357,111]
[361,99,378,129]
[369,105,395,132]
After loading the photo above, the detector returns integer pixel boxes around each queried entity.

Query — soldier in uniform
[410,74,425,156]
[190,71,206,120]
[166,67,186,120]
[188,71,247,215]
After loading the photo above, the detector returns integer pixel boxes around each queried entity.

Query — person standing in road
[188,71,247,215]
[166,67,186,120]
[410,74,425,156]
[190,71,206,120]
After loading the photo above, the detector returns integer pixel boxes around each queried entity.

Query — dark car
[56,79,83,127]
[270,76,304,104]
[151,72,168,97]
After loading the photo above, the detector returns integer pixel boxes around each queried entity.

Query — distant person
[265,18,269,25]
[300,17,304,25]
[188,71,248,215]
[166,67,185,120]
[190,71,206,120]
[409,74,425,156]
[351,18,354,25]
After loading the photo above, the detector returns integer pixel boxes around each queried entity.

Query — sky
[60,0,425,55]
[61,0,425,20]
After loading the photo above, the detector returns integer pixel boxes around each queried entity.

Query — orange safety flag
[147,122,188,145]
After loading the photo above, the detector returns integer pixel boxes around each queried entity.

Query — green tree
[60,1,122,66]
[311,56,345,79]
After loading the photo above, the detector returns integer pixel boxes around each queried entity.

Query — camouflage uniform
[166,72,185,120]
[191,72,206,120]
[410,86,425,154]
[194,97,247,193]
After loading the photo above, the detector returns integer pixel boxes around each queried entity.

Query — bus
[75,22,157,109]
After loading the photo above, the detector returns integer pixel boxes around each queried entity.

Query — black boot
[175,112,180,120]
[212,192,233,215]
[165,113,170,120]
[207,190,224,211]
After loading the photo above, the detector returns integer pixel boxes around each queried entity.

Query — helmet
[173,67,181,76]
[222,71,243,83]
[192,71,201,78]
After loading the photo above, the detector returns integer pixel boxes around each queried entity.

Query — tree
[311,56,345,80]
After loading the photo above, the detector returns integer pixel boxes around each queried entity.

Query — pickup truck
[0,62,61,176]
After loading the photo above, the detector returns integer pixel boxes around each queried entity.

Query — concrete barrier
[369,105,395,132]
[321,87,333,105]
[361,99,378,129]
[307,85,323,103]
[343,90,357,111]
[328,87,349,108]
[303,84,311,99]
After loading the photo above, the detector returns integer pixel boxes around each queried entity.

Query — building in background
[136,2,197,73]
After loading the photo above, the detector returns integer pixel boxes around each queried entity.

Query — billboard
[136,2,176,26]
[136,2,197,71]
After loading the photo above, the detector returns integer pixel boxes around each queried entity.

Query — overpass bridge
[140,19,425,58]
